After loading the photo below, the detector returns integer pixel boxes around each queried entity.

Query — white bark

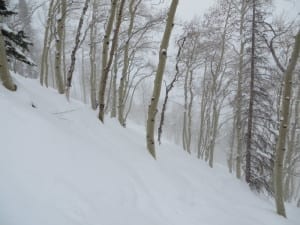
[54,0,66,94]
[274,30,300,218]
[146,0,178,159]
[40,0,57,87]
[98,0,121,122]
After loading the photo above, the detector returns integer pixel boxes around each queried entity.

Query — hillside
[0,74,299,225]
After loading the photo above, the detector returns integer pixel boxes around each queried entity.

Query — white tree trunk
[146,0,178,159]
[40,0,56,86]
[98,0,118,122]
[274,30,300,218]
[118,0,140,126]
[89,0,98,110]
[54,0,66,94]
[66,0,90,99]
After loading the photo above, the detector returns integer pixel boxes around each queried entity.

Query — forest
[0,0,300,221]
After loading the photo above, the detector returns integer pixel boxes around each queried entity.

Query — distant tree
[65,0,90,99]
[229,0,248,179]
[117,0,164,127]
[16,0,37,78]
[158,36,186,145]
[118,0,142,126]
[40,0,56,87]
[89,0,99,110]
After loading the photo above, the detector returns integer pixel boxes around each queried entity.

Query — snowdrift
[0,75,299,225]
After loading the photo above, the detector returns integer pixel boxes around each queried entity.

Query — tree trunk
[89,0,98,110]
[182,68,189,151]
[54,0,67,94]
[98,0,123,122]
[208,103,220,168]
[197,62,208,159]
[274,30,300,218]
[284,80,300,201]
[245,0,256,184]
[158,36,186,144]
[81,48,87,103]
[118,0,139,126]
[40,0,56,86]
[228,114,236,173]
[0,23,17,91]
[235,0,246,180]
[206,0,231,167]
[110,50,118,118]
[186,70,194,153]
[66,0,90,99]
[146,0,178,159]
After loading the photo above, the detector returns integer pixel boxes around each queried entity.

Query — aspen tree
[235,0,247,179]
[262,21,299,200]
[158,37,186,144]
[65,0,90,99]
[146,0,178,159]
[118,0,141,126]
[98,0,118,122]
[197,62,209,159]
[284,81,300,201]
[227,114,236,173]
[81,48,87,103]
[40,0,57,87]
[54,0,66,94]
[182,67,190,152]
[207,0,232,168]
[274,30,300,218]
[117,4,164,126]
[110,48,119,118]
[89,0,98,110]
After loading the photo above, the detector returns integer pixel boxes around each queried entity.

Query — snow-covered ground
[0,74,299,225]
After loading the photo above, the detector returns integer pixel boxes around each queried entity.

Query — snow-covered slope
[0,75,299,225]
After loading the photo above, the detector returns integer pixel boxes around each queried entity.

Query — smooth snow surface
[0,75,299,225]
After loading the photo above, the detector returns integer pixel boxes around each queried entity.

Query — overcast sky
[170,0,300,21]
